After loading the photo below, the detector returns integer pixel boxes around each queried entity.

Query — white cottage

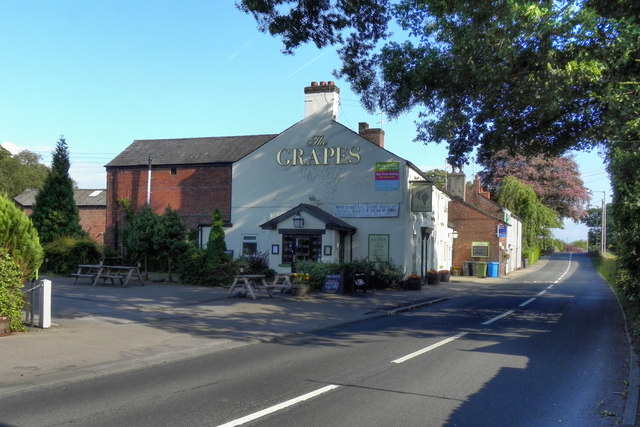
[225,81,452,278]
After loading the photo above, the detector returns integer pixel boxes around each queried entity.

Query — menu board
[322,274,342,293]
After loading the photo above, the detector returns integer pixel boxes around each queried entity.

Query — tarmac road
[0,254,637,426]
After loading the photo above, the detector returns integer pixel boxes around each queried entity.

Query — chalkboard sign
[322,274,342,293]
[471,242,490,258]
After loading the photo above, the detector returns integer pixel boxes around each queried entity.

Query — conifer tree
[30,137,85,244]
[205,207,229,269]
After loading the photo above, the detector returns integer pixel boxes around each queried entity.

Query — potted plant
[292,272,311,296]
[427,269,440,285]
[407,272,422,290]
[452,266,463,276]
[439,269,451,282]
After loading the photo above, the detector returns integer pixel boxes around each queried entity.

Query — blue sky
[1,1,610,242]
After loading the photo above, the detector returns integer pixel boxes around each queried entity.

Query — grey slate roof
[14,189,106,208]
[261,203,356,232]
[105,135,278,167]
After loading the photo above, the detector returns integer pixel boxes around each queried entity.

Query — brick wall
[79,207,106,245]
[18,207,105,245]
[449,201,502,272]
[105,164,232,250]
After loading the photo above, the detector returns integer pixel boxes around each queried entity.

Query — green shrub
[238,251,275,277]
[296,259,341,291]
[0,194,43,280]
[43,236,103,274]
[0,250,26,331]
[178,247,208,285]
[178,247,240,286]
[374,260,404,289]
[294,258,405,291]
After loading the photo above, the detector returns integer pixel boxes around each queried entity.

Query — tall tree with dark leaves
[30,137,85,244]
[123,205,159,279]
[154,207,188,282]
[478,150,590,222]
[239,1,616,166]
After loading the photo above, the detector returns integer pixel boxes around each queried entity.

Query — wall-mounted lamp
[293,212,304,229]
[451,230,459,239]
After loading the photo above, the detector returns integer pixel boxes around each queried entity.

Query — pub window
[242,235,257,255]
[170,167,177,175]
[282,234,322,264]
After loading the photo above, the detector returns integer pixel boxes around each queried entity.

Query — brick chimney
[358,122,385,148]
[473,175,491,199]
[304,81,340,121]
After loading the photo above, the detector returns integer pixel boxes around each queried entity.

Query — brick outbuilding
[14,188,107,245]
[447,174,523,276]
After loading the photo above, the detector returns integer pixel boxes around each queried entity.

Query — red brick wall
[105,164,232,250]
[19,207,105,245]
[449,201,502,272]
[79,207,106,245]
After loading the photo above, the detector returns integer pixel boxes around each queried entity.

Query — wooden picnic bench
[71,261,144,287]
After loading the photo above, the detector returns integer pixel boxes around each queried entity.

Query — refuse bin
[476,262,487,278]
[488,261,499,278]
[523,258,529,268]
[470,261,478,276]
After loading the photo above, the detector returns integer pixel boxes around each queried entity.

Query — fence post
[39,279,51,328]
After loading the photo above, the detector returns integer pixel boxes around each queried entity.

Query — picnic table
[71,263,144,287]
[226,274,293,299]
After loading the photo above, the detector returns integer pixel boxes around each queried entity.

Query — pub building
[106,81,454,280]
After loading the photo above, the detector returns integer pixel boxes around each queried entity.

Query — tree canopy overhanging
[238,0,638,167]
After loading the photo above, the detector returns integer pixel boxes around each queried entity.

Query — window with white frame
[242,235,257,255]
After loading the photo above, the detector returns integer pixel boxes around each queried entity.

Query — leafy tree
[422,169,447,189]
[570,240,588,250]
[582,204,614,252]
[205,207,229,269]
[154,207,188,282]
[0,194,44,281]
[30,137,85,244]
[0,194,43,331]
[0,250,26,331]
[239,1,620,166]
[478,150,590,221]
[0,149,49,198]
[496,176,561,250]
[123,205,159,279]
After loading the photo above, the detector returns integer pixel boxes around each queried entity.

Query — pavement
[0,258,637,425]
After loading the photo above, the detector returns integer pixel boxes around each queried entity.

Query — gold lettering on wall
[276,135,362,166]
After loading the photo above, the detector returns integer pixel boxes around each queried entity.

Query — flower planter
[293,284,310,297]
[427,273,440,285]
[0,316,10,336]
[439,272,450,282]
[407,278,422,290]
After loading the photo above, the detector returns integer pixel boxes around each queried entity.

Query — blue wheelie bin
[488,261,499,278]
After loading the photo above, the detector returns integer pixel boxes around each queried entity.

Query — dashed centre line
[217,384,340,427]
[392,253,575,365]
[218,254,576,426]
[392,332,469,364]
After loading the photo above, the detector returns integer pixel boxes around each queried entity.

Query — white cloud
[1,141,20,154]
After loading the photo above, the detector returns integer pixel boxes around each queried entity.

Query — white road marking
[519,298,536,307]
[482,310,515,325]
[392,332,469,364]
[217,384,340,427]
